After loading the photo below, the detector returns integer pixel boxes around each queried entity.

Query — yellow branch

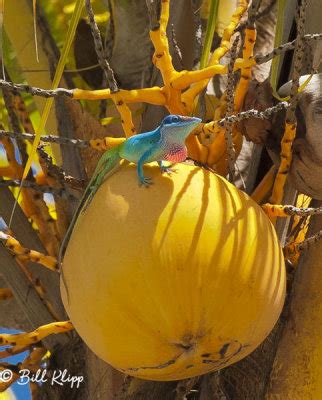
[0,346,47,392]
[184,0,249,99]
[283,243,299,261]
[234,27,256,111]
[286,195,312,265]
[0,166,15,178]
[149,0,176,85]
[147,0,189,116]
[251,166,276,204]
[171,58,254,90]
[185,133,208,162]
[0,344,29,359]
[0,138,22,176]
[89,136,126,152]
[12,94,64,241]
[0,321,73,346]
[262,202,321,263]
[111,92,137,137]
[0,365,19,393]
[0,232,59,272]
[204,99,226,166]
[261,204,291,218]
[206,127,226,166]
[0,232,60,321]
[22,346,47,369]
[206,126,242,174]
[171,64,227,90]
[1,136,59,254]
[73,87,166,105]
[269,122,296,204]
[74,88,165,138]
[211,0,249,64]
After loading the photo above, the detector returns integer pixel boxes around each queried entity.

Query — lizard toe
[161,167,177,175]
[139,177,154,187]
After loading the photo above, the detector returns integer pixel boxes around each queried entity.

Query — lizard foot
[139,177,154,187]
[160,166,177,175]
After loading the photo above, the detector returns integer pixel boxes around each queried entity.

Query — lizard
[59,114,201,300]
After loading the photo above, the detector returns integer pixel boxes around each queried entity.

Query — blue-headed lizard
[59,114,201,299]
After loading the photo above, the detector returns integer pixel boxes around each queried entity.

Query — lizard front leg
[137,149,158,187]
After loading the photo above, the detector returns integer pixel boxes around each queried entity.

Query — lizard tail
[58,146,121,271]
[81,145,122,212]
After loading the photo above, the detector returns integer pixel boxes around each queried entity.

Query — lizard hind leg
[158,160,177,175]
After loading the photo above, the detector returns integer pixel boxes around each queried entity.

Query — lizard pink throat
[164,147,187,163]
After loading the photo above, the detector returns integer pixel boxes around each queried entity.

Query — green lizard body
[59,114,201,299]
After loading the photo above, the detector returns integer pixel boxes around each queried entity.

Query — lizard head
[160,115,202,141]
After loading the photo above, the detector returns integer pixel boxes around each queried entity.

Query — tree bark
[265,202,322,398]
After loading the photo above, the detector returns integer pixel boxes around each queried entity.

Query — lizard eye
[171,115,180,123]
[162,115,181,125]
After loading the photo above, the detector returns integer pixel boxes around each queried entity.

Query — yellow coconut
[61,162,285,381]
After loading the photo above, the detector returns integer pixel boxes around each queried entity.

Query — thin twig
[296,230,322,253]
[262,204,322,217]
[2,88,22,135]
[198,87,207,121]
[236,0,277,32]
[224,36,240,182]
[0,179,77,200]
[285,229,322,258]
[37,146,85,190]
[1,90,29,184]
[0,102,289,149]
[1,80,29,167]
[216,101,289,126]
[0,130,90,148]
[255,34,322,64]
[0,34,320,102]
[283,206,322,217]
[0,79,72,97]
[287,215,307,245]
[286,0,307,124]
[269,0,308,206]
[85,0,118,93]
